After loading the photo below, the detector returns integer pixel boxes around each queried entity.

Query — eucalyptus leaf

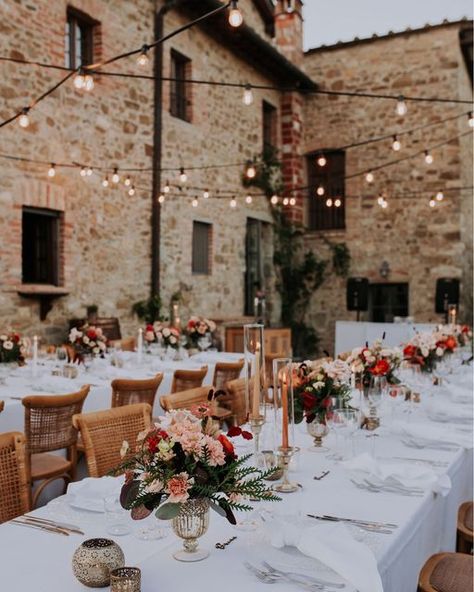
[120,480,140,509]
[155,502,182,520]
[131,504,152,520]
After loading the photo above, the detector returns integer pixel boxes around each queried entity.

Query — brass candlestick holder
[274,447,298,493]
[250,416,265,466]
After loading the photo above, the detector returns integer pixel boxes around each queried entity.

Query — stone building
[0,0,472,354]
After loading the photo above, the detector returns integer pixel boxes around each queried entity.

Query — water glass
[104,496,131,536]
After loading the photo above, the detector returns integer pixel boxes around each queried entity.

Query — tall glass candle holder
[273,358,298,493]
[244,324,266,463]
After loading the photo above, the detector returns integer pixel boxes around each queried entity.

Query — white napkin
[67,476,122,512]
[391,420,473,449]
[267,516,383,592]
[342,452,451,497]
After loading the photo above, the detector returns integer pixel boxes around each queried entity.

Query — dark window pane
[65,9,94,69]
[307,150,345,231]
[245,218,263,315]
[369,283,409,322]
[170,50,191,121]
[263,101,277,152]
[192,222,211,274]
[22,208,60,285]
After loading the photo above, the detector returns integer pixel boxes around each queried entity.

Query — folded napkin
[342,453,451,497]
[67,476,122,512]
[267,516,382,592]
[391,420,473,449]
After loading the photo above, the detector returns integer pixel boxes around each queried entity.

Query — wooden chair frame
[0,431,31,522]
[418,552,473,592]
[73,403,152,478]
[457,501,473,553]
[111,373,163,408]
[22,385,90,507]
[171,366,208,393]
[212,360,244,391]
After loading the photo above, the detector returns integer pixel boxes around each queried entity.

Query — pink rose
[166,472,193,503]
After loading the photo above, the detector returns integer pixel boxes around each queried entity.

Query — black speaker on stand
[347,277,369,321]
[435,278,460,322]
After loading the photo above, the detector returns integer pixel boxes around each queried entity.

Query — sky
[302,0,473,50]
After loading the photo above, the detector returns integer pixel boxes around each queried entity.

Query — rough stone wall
[0,0,155,342]
[302,24,473,354]
[158,7,283,323]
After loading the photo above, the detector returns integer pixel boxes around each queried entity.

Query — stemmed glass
[326,396,345,460]
[335,408,358,459]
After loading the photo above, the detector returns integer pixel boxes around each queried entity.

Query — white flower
[169,335,177,344]
[421,347,429,358]
[120,440,130,458]
[0,335,7,341]
[313,381,325,389]
[98,341,106,350]
[436,347,444,357]
[93,347,100,354]
[162,328,170,337]
[2,340,13,350]
[144,478,164,494]
[83,335,90,345]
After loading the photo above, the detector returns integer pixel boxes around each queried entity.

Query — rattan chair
[222,377,252,426]
[111,374,163,408]
[171,366,208,393]
[73,403,152,478]
[418,552,473,592]
[110,337,136,352]
[264,353,287,388]
[457,501,473,553]
[160,386,232,422]
[0,432,31,523]
[0,400,4,414]
[212,359,244,391]
[22,385,90,507]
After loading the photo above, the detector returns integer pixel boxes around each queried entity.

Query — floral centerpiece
[144,322,180,350]
[403,332,443,373]
[346,340,402,388]
[115,398,278,560]
[0,332,27,364]
[456,325,473,347]
[293,359,352,424]
[69,325,107,359]
[185,316,216,350]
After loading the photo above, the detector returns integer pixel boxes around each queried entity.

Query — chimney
[274,0,304,67]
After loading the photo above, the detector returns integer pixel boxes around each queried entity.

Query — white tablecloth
[335,322,436,355]
[0,366,471,592]
[0,351,245,434]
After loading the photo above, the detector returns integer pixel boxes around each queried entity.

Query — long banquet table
[0,350,245,434]
[0,365,472,592]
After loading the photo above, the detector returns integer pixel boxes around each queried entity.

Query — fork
[362,478,424,495]
[244,562,325,590]
[262,562,345,588]
[350,479,423,497]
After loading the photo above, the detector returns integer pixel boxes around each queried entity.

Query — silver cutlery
[215,535,237,550]
[24,515,84,534]
[401,438,459,451]
[350,478,424,497]
[391,457,448,467]
[362,478,424,495]
[307,515,393,534]
[262,561,345,588]
[244,562,325,590]
[308,514,398,529]
[314,471,330,481]
[11,519,69,536]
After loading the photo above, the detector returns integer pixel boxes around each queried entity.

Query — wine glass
[334,408,358,459]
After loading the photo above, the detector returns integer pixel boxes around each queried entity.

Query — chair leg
[32,474,72,508]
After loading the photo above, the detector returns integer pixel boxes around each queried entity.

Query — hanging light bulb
[424,150,433,165]
[124,175,131,187]
[245,194,252,204]
[80,167,87,177]
[84,74,94,92]
[365,171,374,184]
[230,197,237,208]
[282,197,289,206]
[86,166,93,176]
[18,107,30,128]
[395,95,407,117]
[102,176,109,187]
[128,186,136,196]
[436,191,444,202]
[429,199,436,208]
[326,198,333,207]
[112,169,120,183]
[381,200,388,209]
[377,193,385,206]
[242,84,253,106]
[289,197,296,206]
[179,167,187,183]
[316,186,325,196]
[392,135,401,151]
[334,198,342,207]
[468,112,474,128]
[203,189,210,199]
[158,194,165,204]
[137,45,150,67]
[73,70,85,89]
[163,181,170,194]
[317,154,327,167]
[48,163,56,178]
[192,197,199,208]
[270,194,278,205]
[228,0,243,27]
[245,161,256,179]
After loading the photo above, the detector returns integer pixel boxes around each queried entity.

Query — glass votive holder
[110,567,141,592]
